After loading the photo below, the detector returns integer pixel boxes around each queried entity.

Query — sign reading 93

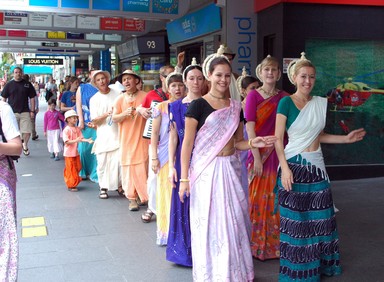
[147,40,156,49]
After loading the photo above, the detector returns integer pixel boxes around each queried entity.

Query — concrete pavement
[14,101,384,281]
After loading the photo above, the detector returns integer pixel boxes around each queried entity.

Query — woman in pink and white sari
[0,101,22,281]
[179,53,277,281]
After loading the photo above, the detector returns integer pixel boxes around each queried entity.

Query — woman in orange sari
[245,56,289,260]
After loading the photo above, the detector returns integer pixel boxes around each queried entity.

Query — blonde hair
[255,55,280,82]
[287,52,315,85]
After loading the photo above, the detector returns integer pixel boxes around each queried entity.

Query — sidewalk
[15,101,384,281]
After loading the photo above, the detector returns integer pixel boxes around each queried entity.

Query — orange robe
[114,91,149,201]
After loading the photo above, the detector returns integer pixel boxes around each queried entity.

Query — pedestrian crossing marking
[21,216,45,227]
[22,226,48,238]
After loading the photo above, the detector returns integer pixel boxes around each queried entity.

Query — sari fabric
[277,97,342,281]
[166,100,192,266]
[189,100,254,281]
[247,90,289,260]
[0,156,18,282]
[77,83,98,182]
[153,103,172,245]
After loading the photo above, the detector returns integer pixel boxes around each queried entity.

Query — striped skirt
[277,151,342,281]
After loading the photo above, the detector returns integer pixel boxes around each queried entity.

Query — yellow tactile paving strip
[21,216,48,238]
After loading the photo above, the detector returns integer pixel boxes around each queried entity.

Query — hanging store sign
[24,58,64,65]
[42,42,58,47]
[8,30,27,37]
[3,12,28,26]
[0,1,189,21]
[54,15,76,28]
[77,16,99,30]
[166,3,221,44]
[123,0,150,12]
[28,30,47,38]
[47,31,66,39]
[100,17,123,30]
[29,13,52,27]
[153,0,178,14]
[124,19,145,32]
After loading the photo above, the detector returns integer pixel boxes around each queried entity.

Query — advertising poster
[153,0,178,14]
[306,39,384,165]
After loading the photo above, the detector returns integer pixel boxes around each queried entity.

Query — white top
[284,96,327,161]
[0,101,20,144]
[90,88,120,153]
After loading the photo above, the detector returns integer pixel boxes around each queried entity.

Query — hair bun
[287,52,310,85]
[236,66,249,96]
[202,44,230,80]
[255,55,271,82]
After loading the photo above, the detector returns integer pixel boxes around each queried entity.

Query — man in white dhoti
[90,70,121,199]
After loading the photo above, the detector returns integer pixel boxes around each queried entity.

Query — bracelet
[248,139,255,149]
[179,178,190,182]
[152,158,158,160]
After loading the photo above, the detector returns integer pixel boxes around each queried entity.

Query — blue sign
[153,0,178,15]
[62,0,89,8]
[123,0,150,13]
[30,0,57,6]
[67,33,85,40]
[166,3,221,44]
[93,0,119,10]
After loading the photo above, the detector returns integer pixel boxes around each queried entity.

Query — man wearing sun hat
[90,70,121,200]
[112,69,151,211]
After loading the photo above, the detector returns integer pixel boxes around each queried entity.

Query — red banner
[255,0,384,12]
[124,19,145,32]
[8,30,27,37]
[100,17,123,31]
[0,29,6,36]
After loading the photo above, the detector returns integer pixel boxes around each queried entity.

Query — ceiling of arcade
[0,0,208,57]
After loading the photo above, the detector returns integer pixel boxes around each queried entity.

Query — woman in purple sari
[166,58,205,266]
[179,50,277,281]
[0,101,22,281]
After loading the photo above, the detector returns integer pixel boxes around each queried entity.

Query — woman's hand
[281,167,294,191]
[253,159,263,177]
[346,128,366,143]
[168,167,178,188]
[251,135,277,148]
[179,182,190,203]
[152,159,160,174]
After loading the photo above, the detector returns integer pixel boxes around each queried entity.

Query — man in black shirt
[1,67,36,156]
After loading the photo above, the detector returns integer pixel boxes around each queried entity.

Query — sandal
[117,188,125,198]
[141,209,154,223]
[23,148,30,156]
[136,197,148,207]
[68,187,78,192]
[129,200,139,211]
[99,189,109,199]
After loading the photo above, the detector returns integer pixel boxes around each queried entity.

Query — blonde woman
[275,52,366,280]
